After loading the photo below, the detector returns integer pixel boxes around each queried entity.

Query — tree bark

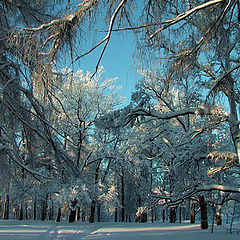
[76,207,80,221]
[162,209,165,222]
[56,207,61,222]
[41,199,47,221]
[151,209,154,223]
[33,199,37,220]
[3,194,9,220]
[97,203,101,222]
[19,202,23,220]
[170,207,176,223]
[25,203,28,220]
[0,196,2,219]
[140,212,147,223]
[82,210,86,221]
[190,199,195,223]
[215,211,222,225]
[114,208,118,222]
[121,171,125,222]
[179,206,182,223]
[89,200,96,223]
[69,198,78,223]
[199,195,208,229]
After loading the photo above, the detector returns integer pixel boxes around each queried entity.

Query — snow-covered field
[0,220,238,240]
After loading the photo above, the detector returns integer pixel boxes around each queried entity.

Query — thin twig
[74,0,127,78]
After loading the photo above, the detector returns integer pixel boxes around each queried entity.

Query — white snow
[0,220,238,240]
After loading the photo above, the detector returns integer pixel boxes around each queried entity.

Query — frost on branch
[95,104,133,130]
[207,151,238,176]
[207,151,238,163]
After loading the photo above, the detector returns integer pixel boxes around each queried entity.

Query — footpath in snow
[0,220,239,240]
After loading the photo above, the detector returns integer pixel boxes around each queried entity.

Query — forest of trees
[1,0,240,230]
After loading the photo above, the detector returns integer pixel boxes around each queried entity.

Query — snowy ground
[0,220,239,240]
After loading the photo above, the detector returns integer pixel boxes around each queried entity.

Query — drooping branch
[148,0,225,40]
[152,184,240,208]
[206,62,240,100]
[74,0,127,78]
[128,105,229,121]
[23,0,100,32]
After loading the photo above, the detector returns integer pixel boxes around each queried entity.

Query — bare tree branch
[152,184,240,207]
[148,0,225,40]
[74,0,127,78]
[23,0,100,32]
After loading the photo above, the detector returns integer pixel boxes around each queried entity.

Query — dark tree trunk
[19,202,23,220]
[33,199,37,220]
[76,207,80,221]
[151,209,154,223]
[215,212,222,225]
[89,200,96,223]
[89,159,101,223]
[3,194,9,220]
[56,207,61,222]
[14,207,18,219]
[140,212,147,223]
[0,196,2,218]
[48,196,54,220]
[162,209,165,222]
[114,208,118,222]
[41,200,47,221]
[82,210,86,221]
[215,205,222,225]
[179,206,182,223]
[121,172,125,222]
[170,207,176,223]
[69,198,78,223]
[182,207,186,220]
[190,200,195,224]
[25,203,28,220]
[97,203,101,222]
[199,195,208,229]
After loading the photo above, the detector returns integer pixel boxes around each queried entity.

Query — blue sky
[75,30,140,103]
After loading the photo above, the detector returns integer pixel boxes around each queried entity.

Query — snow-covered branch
[149,0,225,39]
[128,105,229,121]
[23,0,99,32]
[153,184,240,207]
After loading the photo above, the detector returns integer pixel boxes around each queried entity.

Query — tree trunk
[33,199,37,220]
[89,200,95,223]
[179,206,182,223]
[114,208,118,222]
[76,207,80,221]
[25,203,28,220]
[19,202,23,220]
[162,209,165,222]
[56,207,61,222]
[82,210,86,221]
[225,202,229,224]
[48,196,54,220]
[211,204,216,233]
[0,196,2,219]
[190,199,195,224]
[229,201,236,234]
[3,194,9,220]
[170,207,176,223]
[97,203,101,222]
[151,209,154,223]
[69,198,78,223]
[226,80,240,166]
[41,200,47,221]
[121,172,125,222]
[215,205,222,225]
[199,195,208,229]
[140,212,147,223]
